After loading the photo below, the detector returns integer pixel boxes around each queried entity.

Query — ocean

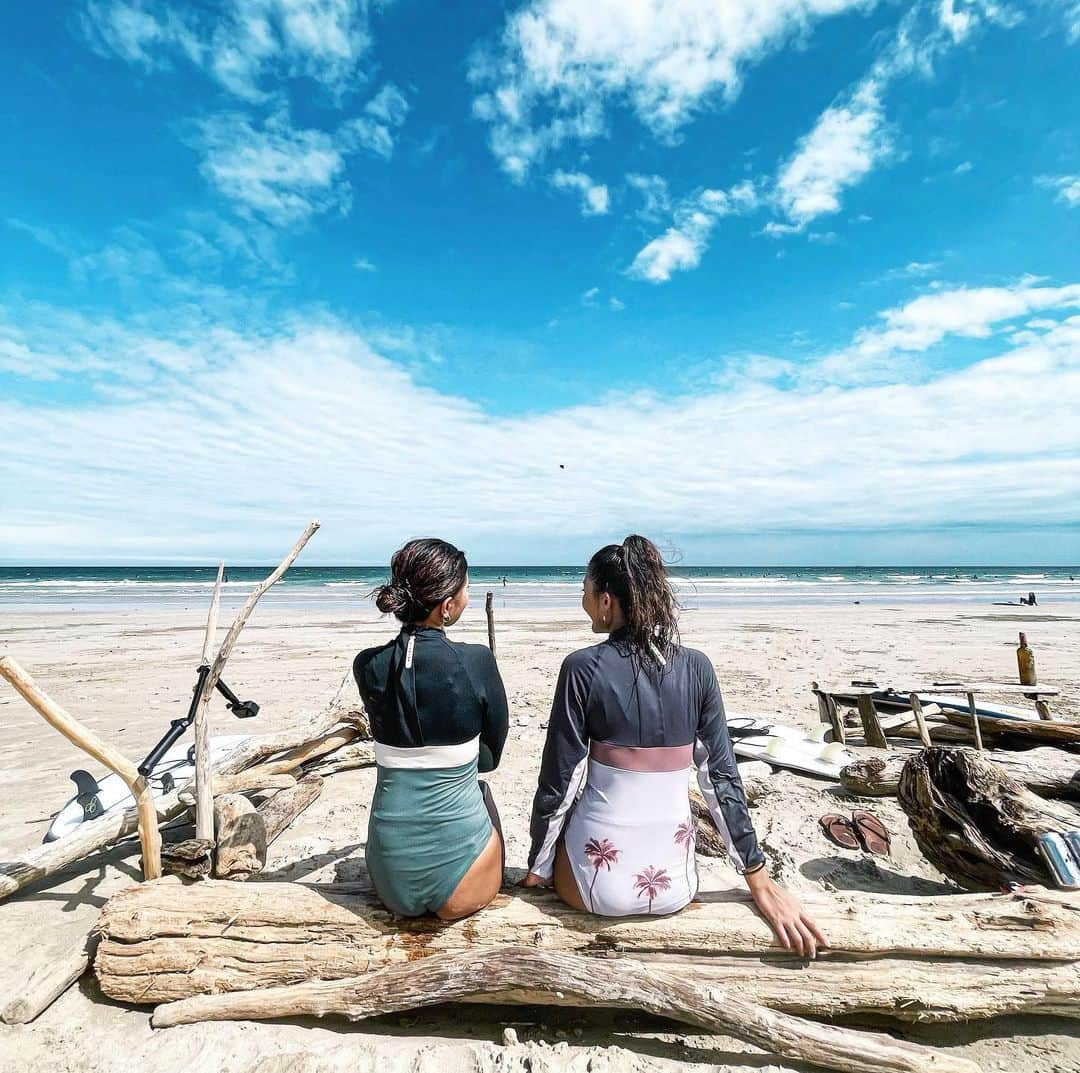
[2,565,1078,611]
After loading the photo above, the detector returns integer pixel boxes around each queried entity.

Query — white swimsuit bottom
[563,742,698,917]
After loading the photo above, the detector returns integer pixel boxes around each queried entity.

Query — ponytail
[587,534,680,664]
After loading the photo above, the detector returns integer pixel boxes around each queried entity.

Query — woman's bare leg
[436,783,505,922]
[552,839,588,911]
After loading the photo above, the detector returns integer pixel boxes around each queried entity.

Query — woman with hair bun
[354,538,508,920]
[523,535,825,957]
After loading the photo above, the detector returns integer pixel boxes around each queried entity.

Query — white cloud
[81,0,374,101]
[774,80,890,228]
[353,257,377,271]
[190,88,405,224]
[549,170,610,216]
[4,291,1080,558]
[628,182,758,282]
[469,0,873,178]
[581,286,600,306]
[1039,174,1080,208]
[954,160,973,174]
[626,173,670,221]
[817,279,1080,381]
[192,112,352,224]
[609,296,625,311]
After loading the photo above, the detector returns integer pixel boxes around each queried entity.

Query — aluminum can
[1037,832,1080,889]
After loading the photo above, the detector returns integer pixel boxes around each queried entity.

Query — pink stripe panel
[590,741,693,772]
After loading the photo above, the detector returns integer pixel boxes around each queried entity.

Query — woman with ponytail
[354,538,508,920]
[523,535,825,957]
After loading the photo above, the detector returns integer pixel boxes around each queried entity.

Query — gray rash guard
[527,629,764,878]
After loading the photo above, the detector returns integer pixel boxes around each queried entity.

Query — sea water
[2,565,1079,611]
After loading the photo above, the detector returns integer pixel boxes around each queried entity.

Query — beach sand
[2,601,1079,1072]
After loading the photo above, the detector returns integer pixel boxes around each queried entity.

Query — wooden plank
[968,692,985,752]
[856,695,889,750]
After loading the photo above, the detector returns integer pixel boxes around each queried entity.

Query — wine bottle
[1017,632,1036,687]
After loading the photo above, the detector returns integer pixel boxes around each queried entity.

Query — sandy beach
[2,599,1079,1072]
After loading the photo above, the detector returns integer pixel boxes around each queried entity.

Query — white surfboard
[45,735,249,843]
[726,714,854,780]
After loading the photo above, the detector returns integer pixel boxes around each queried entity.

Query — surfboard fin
[70,769,104,822]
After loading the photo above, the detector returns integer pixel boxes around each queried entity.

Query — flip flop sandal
[852,810,891,856]
[819,813,860,850]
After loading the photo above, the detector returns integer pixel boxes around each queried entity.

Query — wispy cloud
[469,0,872,179]
[774,81,890,229]
[353,257,377,272]
[189,88,406,225]
[81,0,374,102]
[4,284,1080,557]
[1038,174,1080,208]
[549,170,610,216]
[626,173,671,222]
[627,183,758,283]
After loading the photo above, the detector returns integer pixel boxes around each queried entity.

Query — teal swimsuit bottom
[366,756,492,917]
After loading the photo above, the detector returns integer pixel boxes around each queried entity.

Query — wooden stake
[485,590,496,659]
[908,693,932,748]
[813,682,845,743]
[967,692,985,752]
[194,562,224,844]
[856,695,890,749]
[149,947,979,1073]
[0,656,161,881]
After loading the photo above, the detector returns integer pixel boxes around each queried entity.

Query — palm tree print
[633,866,672,914]
[583,837,620,912]
[675,819,695,895]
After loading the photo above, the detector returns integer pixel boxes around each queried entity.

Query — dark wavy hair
[373,538,468,623]
[587,534,680,663]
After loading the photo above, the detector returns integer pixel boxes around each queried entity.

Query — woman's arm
[694,654,826,958]
[476,649,509,773]
[523,653,591,882]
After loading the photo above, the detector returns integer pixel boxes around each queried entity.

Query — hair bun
[374,582,410,615]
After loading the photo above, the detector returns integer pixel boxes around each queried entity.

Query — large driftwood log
[898,747,1080,891]
[95,879,1080,1010]
[150,948,978,1073]
[844,746,1080,799]
[305,744,375,776]
[945,709,1080,745]
[0,712,360,902]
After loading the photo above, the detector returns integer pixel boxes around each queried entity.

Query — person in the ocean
[522,534,826,957]
[354,538,508,920]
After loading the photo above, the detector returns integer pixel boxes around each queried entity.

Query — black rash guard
[354,624,509,772]
[528,629,764,876]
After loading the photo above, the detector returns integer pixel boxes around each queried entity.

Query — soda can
[1063,831,1080,870]
[1037,832,1080,890]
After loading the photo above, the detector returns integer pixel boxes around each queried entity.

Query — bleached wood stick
[150,947,978,1073]
[908,693,933,748]
[194,562,225,843]
[202,521,320,704]
[0,929,97,1025]
[304,743,375,776]
[177,769,297,805]
[0,656,161,881]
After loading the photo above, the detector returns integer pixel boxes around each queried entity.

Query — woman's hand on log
[520,871,552,888]
[744,867,827,958]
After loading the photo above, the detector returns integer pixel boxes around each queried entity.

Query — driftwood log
[944,709,1080,745]
[95,878,1080,1022]
[843,745,1080,799]
[898,747,1080,890]
[150,948,979,1073]
[193,562,225,844]
[259,774,323,845]
[305,743,375,776]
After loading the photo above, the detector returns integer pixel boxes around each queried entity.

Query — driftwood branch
[194,561,224,843]
[304,743,375,776]
[259,774,323,845]
[842,746,1080,799]
[177,768,297,804]
[212,795,265,879]
[0,656,162,882]
[485,591,496,659]
[150,947,978,1073]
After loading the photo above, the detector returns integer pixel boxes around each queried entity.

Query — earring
[443,612,451,626]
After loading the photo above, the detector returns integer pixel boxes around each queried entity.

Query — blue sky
[2,0,1080,564]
